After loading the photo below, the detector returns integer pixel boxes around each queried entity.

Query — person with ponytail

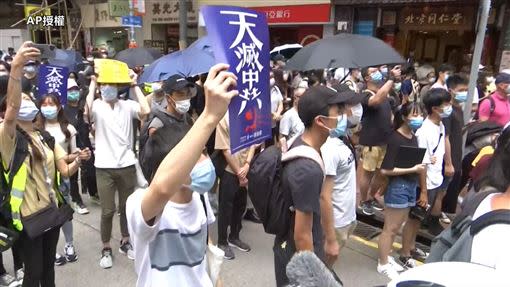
[38,93,83,266]
[0,42,90,287]
[377,102,428,279]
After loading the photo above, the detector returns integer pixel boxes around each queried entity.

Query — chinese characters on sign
[404,12,463,25]
[109,0,130,17]
[151,0,197,24]
[202,5,271,153]
[38,65,69,105]
[264,9,291,21]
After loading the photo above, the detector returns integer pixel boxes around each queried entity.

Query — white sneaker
[15,269,23,286]
[440,212,452,224]
[73,203,89,215]
[99,248,113,269]
[64,243,78,262]
[387,256,405,272]
[377,262,400,280]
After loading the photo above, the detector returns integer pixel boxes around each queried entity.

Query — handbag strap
[199,194,209,244]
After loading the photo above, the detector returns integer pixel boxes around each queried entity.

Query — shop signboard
[400,7,474,31]
[81,3,122,28]
[109,0,130,17]
[122,15,142,27]
[250,4,331,24]
[148,0,198,24]
[144,40,165,54]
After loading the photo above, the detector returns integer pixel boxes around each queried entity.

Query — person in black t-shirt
[358,66,402,216]
[273,86,351,287]
[442,75,468,216]
[378,102,428,279]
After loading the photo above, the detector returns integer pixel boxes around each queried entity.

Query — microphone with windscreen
[286,251,343,287]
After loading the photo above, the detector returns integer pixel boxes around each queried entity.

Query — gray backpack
[427,187,510,263]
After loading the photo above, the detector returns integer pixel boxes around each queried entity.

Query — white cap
[67,78,79,89]
[297,80,308,90]
[502,69,510,75]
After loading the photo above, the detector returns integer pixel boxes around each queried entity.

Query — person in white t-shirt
[415,88,452,236]
[268,71,283,146]
[86,69,150,269]
[430,64,454,91]
[320,117,357,267]
[279,80,307,152]
[126,64,238,287]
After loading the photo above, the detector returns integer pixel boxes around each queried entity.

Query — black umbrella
[115,48,163,68]
[286,33,404,71]
[48,49,84,72]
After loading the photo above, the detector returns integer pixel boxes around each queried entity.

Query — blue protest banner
[122,16,142,28]
[201,5,272,154]
[37,64,69,105]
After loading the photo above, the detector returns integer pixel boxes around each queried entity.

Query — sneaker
[90,195,100,205]
[0,273,18,287]
[440,212,452,224]
[377,262,400,280]
[243,209,262,224]
[119,240,135,260]
[14,269,23,286]
[55,253,66,266]
[410,248,429,261]
[370,199,384,211]
[359,201,375,216]
[64,243,78,262]
[387,256,405,272]
[228,238,251,252]
[398,256,419,269]
[99,248,113,269]
[218,244,235,260]
[75,203,89,215]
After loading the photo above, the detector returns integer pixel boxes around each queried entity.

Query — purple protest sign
[201,5,272,154]
[37,64,69,105]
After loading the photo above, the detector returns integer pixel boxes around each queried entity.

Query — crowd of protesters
[0,41,509,287]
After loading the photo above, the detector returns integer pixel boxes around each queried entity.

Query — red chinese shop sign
[250,4,331,24]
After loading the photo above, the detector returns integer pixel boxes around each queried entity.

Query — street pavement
[3,196,389,287]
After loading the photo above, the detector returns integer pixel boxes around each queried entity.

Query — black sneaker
[228,238,251,252]
[398,256,419,269]
[55,253,66,266]
[370,199,384,211]
[244,209,262,224]
[218,244,235,260]
[119,240,135,260]
[410,248,429,261]
[359,201,375,216]
[427,216,444,236]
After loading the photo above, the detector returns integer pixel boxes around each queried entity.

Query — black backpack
[427,187,510,263]
[247,140,324,236]
[138,109,193,182]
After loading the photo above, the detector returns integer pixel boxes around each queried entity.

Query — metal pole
[463,0,491,154]
[128,0,135,43]
[178,0,187,50]
[63,0,73,49]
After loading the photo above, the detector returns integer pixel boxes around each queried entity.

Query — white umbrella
[270,44,303,59]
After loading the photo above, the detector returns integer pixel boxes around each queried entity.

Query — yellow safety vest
[5,162,63,231]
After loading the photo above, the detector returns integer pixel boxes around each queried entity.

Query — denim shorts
[384,177,418,209]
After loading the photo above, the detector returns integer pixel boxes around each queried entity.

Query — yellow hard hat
[95,59,132,84]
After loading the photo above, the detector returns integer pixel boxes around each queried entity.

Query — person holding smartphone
[377,102,428,279]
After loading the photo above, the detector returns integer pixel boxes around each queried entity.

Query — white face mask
[270,78,276,87]
[100,85,118,102]
[173,98,191,114]
[348,103,363,127]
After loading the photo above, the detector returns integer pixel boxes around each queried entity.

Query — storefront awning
[250,4,331,25]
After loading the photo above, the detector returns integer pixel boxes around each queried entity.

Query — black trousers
[80,156,98,198]
[69,172,83,205]
[273,237,295,287]
[19,227,59,287]
[218,171,247,245]
[0,240,23,274]
[442,169,462,214]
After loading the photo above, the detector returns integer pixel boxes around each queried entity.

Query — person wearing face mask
[440,75,469,223]
[85,62,150,269]
[0,61,10,77]
[479,73,510,127]
[39,93,86,266]
[1,41,91,287]
[357,66,401,216]
[380,65,389,80]
[138,74,196,182]
[431,64,454,91]
[320,89,363,269]
[415,88,452,236]
[126,63,238,287]
[342,68,362,93]
[21,61,38,98]
[63,79,100,207]
[145,81,167,111]
[271,86,349,287]
[279,80,307,152]
[377,102,427,279]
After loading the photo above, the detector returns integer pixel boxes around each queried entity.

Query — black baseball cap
[298,85,353,127]
[495,73,510,84]
[331,83,363,105]
[162,74,197,97]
